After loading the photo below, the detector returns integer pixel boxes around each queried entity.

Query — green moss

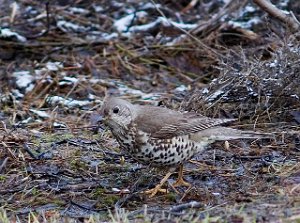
[31,187,38,196]
[102,194,119,206]
[93,193,119,209]
[70,159,88,170]
[0,175,6,181]
[92,187,106,197]
[30,138,41,147]
[40,133,74,143]
[74,149,82,156]
[165,192,177,202]
[30,132,75,146]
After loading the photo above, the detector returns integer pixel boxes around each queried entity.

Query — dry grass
[0,0,299,222]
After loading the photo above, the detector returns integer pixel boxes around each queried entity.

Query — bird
[98,96,271,197]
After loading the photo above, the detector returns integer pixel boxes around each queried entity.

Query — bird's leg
[172,164,191,188]
[145,171,173,198]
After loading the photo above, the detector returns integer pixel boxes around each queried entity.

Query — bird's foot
[143,171,173,198]
[172,177,191,188]
[144,186,168,198]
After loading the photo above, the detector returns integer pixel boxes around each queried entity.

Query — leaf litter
[0,0,299,222]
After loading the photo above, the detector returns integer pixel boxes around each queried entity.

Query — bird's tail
[192,127,273,142]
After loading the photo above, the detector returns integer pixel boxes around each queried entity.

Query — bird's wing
[151,115,235,138]
[134,106,235,139]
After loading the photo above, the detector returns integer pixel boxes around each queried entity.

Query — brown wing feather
[134,105,235,139]
[151,115,235,138]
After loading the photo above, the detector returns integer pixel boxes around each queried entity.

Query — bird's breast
[112,126,210,166]
[129,133,207,166]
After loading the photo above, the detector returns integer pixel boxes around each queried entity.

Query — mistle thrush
[99,97,270,197]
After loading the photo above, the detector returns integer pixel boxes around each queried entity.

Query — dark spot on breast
[160,153,164,158]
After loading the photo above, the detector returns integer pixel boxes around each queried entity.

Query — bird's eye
[112,106,119,114]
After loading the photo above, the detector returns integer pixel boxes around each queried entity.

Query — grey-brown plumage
[99,97,270,196]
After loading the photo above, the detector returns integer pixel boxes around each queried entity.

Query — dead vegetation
[0,0,299,222]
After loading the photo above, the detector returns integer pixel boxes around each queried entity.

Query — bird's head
[100,97,134,131]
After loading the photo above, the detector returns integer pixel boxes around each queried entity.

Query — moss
[94,193,119,209]
[92,187,107,197]
[102,194,119,207]
[40,133,74,143]
[31,187,38,196]
[165,192,177,202]
[70,159,88,170]
[93,187,120,207]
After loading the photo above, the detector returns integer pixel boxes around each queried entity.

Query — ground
[0,0,299,222]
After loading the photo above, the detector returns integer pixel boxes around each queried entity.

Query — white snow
[202,88,209,94]
[59,76,79,86]
[0,28,27,42]
[47,96,92,108]
[29,109,50,118]
[174,85,188,92]
[53,122,67,128]
[228,17,261,29]
[69,7,90,14]
[206,89,224,101]
[57,20,87,32]
[139,2,162,10]
[11,89,24,98]
[114,14,197,37]
[12,71,35,92]
[92,5,104,13]
[114,11,148,33]
[46,62,63,71]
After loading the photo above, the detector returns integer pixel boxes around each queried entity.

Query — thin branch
[253,0,300,34]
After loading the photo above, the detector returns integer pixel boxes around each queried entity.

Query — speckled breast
[129,131,205,166]
[112,125,207,166]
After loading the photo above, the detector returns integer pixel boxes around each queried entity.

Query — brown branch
[253,0,300,34]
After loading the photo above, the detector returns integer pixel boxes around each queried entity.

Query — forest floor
[0,0,299,222]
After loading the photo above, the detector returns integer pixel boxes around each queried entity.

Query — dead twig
[253,0,300,34]
[0,157,9,173]
[170,201,203,212]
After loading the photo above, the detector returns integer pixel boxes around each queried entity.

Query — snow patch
[0,27,27,42]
